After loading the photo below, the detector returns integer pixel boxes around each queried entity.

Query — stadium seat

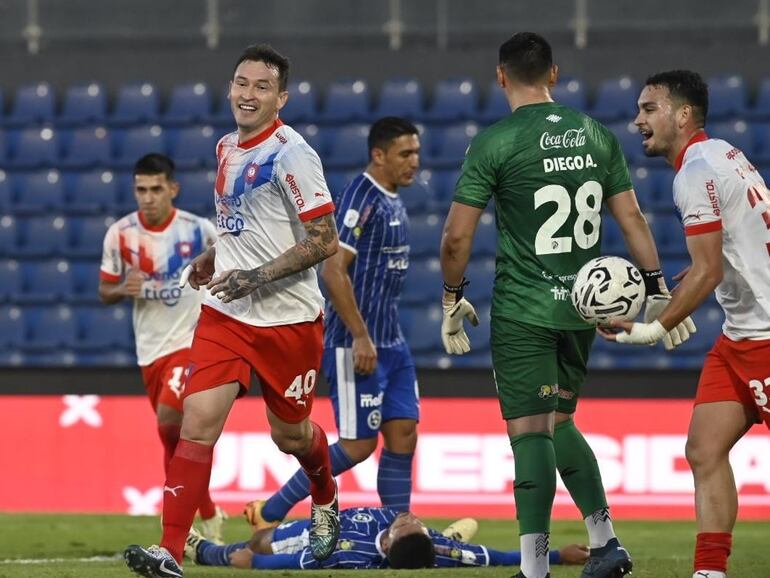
[18,260,76,304]
[176,170,215,215]
[650,168,675,210]
[59,83,108,125]
[70,261,102,304]
[401,258,441,305]
[709,120,754,157]
[473,213,497,257]
[6,127,60,169]
[650,213,686,256]
[280,81,318,124]
[163,82,213,124]
[0,260,22,303]
[552,78,588,112]
[707,75,747,120]
[426,78,478,122]
[0,215,18,256]
[479,81,509,124]
[409,213,443,257]
[601,215,628,256]
[23,305,79,351]
[70,215,115,258]
[321,79,370,122]
[293,123,327,158]
[0,306,24,348]
[60,126,112,168]
[0,170,12,211]
[464,258,495,304]
[16,215,70,257]
[169,125,218,169]
[431,169,461,209]
[399,172,431,214]
[110,83,160,125]
[673,305,723,355]
[13,170,66,215]
[325,170,358,197]
[68,170,120,214]
[750,78,770,121]
[78,305,134,350]
[325,124,369,169]
[630,166,656,209]
[753,122,770,163]
[607,121,645,165]
[428,122,480,167]
[6,83,56,126]
[406,305,444,352]
[374,78,424,120]
[591,76,639,122]
[112,125,167,169]
[0,130,7,164]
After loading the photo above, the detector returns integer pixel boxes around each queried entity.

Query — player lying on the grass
[185,506,589,570]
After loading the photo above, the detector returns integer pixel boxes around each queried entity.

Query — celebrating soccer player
[124,44,340,578]
[439,33,695,578]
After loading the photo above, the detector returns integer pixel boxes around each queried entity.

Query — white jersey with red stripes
[206,119,334,326]
[674,131,770,340]
[100,209,217,365]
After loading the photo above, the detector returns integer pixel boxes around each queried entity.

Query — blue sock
[377,448,413,512]
[197,540,250,566]
[261,441,355,522]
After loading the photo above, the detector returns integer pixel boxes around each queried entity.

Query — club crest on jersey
[175,241,193,259]
[351,512,374,523]
[338,539,354,550]
[245,162,260,184]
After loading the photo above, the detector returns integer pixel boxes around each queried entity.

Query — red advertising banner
[1,396,768,520]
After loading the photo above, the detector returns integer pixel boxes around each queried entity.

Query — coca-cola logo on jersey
[285,173,305,209]
[539,127,586,151]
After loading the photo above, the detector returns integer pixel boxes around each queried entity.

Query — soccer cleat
[183,527,205,564]
[243,499,281,531]
[441,518,479,543]
[308,489,340,561]
[124,544,183,578]
[580,538,633,578]
[198,505,227,544]
[510,573,550,578]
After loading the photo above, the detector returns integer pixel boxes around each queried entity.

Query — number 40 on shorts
[284,369,317,402]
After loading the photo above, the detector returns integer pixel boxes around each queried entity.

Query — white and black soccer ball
[571,256,646,324]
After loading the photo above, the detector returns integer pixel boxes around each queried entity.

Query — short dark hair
[367,116,419,155]
[133,153,175,181]
[233,43,290,91]
[388,532,436,569]
[498,32,553,84]
[645,70,709,128]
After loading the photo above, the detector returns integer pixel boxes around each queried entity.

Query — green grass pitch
[0,514,767,577]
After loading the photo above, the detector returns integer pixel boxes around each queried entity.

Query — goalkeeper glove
[441,278,479,355]
[640,269,697,350]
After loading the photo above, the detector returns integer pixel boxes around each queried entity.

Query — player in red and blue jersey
[246,117,421,530]
[99,154,224,542]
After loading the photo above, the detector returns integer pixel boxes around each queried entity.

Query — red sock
[157,424,181,473]
[694,532,732,574]
[198,491,217,520]
[160,439,214,563]
[296,422,336,504]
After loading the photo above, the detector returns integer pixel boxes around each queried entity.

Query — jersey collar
[674,130,708,172]
[363,172,399,198]
[238,118,284,149]
[138,208,177,232]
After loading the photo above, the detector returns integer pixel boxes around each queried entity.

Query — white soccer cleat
[441,517,479,543]
[184,527,205,564]
[198,506,227,545]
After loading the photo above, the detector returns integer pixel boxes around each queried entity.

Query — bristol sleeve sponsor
[278,143,334,220]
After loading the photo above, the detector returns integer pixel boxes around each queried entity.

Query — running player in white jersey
[99,153,224,542]
[124,45,340,578]
[601,70,770,578]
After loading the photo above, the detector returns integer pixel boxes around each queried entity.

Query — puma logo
[296,399,307,407]
[163,485,184,497]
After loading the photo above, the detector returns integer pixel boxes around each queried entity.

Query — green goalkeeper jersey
[454,101,632,329]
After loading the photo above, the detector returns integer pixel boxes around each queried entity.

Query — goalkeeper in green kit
[439,32,696,578]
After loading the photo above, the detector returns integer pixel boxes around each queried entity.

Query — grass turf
[0,514,767,577]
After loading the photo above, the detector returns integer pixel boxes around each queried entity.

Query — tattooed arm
[207,212,339,302]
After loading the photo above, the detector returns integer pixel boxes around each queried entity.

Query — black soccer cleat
[124,544,183,578]
[580,538,633,578]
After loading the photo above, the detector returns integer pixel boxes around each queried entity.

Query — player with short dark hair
[99,154,223,544]
[439,32,695,578]
[124,44,340,578]
[245,116,422,530]
[602,69,770,578]
[233,43,290,91]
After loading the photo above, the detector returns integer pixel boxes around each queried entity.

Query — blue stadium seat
[650,168,675,210]
[7,127,60,168]
[707,76,747,120]
[6,83,56,126]
[651,213,686,256]
[79,306,133,350]
[409,213,443,257]
[70,261,102,304]
[750,78,770,121]
[630,166,656,210]
[294,124,327,158]
[69,170,120,214]
[473,213,497,257]
[23,305,79,351]
[60,126,112,168]
[399,172,431,214]
[176,170,215,215]
[552,78,588,111]
[710,120,754,157]
[70,215,115,258]
[170,125,218,169]
[321,79,370,123]
[59,83,108,125]
[464,258,495,304]
[112,125,167,168]
[0,170,12,211]
[325,124,369,169]
[401,258,441,306]
[607,121,645,165]
[0,260,21,303]
[591,76,639,122]
[479,81,509,124]
[16,215,70,257]
[110,83,160,125]
[13,170,66,215]
[325,170,358,197]
[426,78,478,122]
[406,305,444,352]
[280,81,318,124]
[374,78,424,120]
[753,122,770,163]
[0,130,7,164]
[431,169,461,209]
[0,215,18,256]
[164,82,212,124]
[76,349,136,367]
[601,215,628,256]
[428,122,480,167]
[0,306,24,348]
[672,304,723,355]
[18,260,76,304]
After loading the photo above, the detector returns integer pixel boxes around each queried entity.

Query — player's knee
[271,429,308,455]
[179,408,223,444]
[685,435,724,473]
[341,438,378,463]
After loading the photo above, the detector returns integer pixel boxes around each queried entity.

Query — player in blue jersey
[245,117,422,530]
[187,507,590,570]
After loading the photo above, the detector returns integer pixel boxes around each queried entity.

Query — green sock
[510,432,556,535]
[553,419,608,517]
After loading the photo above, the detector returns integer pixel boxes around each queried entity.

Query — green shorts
[490,316,595,420]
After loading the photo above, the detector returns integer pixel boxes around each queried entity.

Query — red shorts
[186,305,324,423]
[695,334,770,428]
[140,348,190,413]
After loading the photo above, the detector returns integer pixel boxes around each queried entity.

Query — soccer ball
[571,256,646,324]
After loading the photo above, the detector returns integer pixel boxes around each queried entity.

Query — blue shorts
[270,519,311,554]
[323,343,419,439]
